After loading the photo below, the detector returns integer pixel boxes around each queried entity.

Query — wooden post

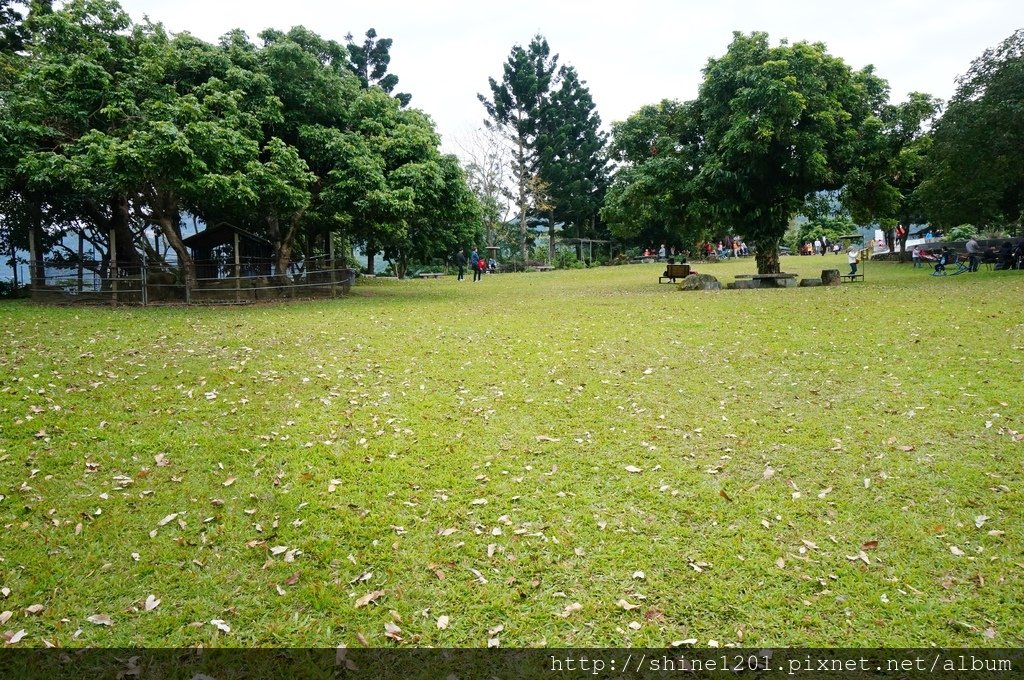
[77,230,84,293]
[27,227,37,290]
[110,228,118,305]
[234,230,241,302]
[328,231,336,295]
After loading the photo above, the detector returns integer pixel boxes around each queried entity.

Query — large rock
[799,278,822,287]
[821,269,841,286]
[679,273,721,291]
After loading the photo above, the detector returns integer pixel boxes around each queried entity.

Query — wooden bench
[659,263,691,283]
[532,265,555,272]
[840,273,865,282]
[417,272,445,279]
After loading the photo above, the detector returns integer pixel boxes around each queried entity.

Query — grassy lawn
[1,256,1022,648]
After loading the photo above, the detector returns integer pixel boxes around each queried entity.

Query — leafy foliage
[0,1,475,283]
[919,29,1024,231]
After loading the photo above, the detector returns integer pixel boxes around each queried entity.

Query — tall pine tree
[479,35,557,264]
[535,65,608,262]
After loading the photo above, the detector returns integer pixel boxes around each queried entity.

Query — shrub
[946,224,977,241]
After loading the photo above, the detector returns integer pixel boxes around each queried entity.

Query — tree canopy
[603,32,924,273]
[918,29,1024,231]
[0,0,479,285]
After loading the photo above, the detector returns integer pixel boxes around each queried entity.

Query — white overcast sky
[115,0,1022,153]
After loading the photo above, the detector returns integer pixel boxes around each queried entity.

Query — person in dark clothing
[455,249,467,280]
[996,241,1014,270]
[470,248,482,282]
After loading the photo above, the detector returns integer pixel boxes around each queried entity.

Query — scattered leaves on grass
[354,591,384,608]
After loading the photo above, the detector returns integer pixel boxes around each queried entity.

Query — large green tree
[602,99,707,251]
[696,32,880,274]
[604,32,890,273]
[918,29,1024,232]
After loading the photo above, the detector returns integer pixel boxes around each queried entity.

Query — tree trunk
[366,236,376,275]
[754,239,781,274]
[517,137,529,265]
[9,238,18,289]
[111,194,142,270]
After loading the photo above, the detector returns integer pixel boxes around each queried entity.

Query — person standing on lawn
[847,244,860,277]
[966,236,981,272]
[455,249,467,281]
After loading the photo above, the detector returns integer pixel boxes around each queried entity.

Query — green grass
[1,255,1022,648]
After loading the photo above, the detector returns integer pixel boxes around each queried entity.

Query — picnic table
[735,272,798,288]
[417,272,445,279]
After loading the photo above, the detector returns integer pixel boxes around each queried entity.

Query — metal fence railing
[29,258,355,306]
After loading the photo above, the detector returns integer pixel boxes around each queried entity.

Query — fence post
[329,232,336,296]
[110,228,118,305]
[141,255,148,306]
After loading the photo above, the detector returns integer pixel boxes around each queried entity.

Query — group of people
[911,238,1024,273]
[454,249,497,281]
[801,236,839,256]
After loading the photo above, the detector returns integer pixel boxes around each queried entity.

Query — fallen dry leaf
[776,557,786,569]
[624,465,642,473]
[4,629,26,644]
[383,622,402,641]
[144,595,160,612]
[559,602,582,617]
[87,614,113,626]
[210,619,230,633]
[0,611,12,625]
[157,513,179,527]
[284,572,300,586]
[616,599,640,611]
[24,604,44,615]
[222,477,236,487]
[719,489,732,502]
[632,571,645,580]
[354,590,384,608]
[950,545,966,557]
[862,540,879,550]
[974,515,989,529]
[535,435,560,442]
[436,615,450,630]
